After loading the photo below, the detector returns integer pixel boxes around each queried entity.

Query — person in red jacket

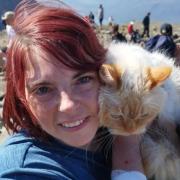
[127,21,134,35]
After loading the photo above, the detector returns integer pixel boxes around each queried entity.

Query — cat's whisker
[104,136,114,160]
[94,133,112,148]
[93,132,113,156]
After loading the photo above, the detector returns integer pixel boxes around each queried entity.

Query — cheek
[87,87,99,113]
[27,96,55,121]
[77,84,99,113]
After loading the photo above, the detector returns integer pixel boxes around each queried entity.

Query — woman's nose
[58,91,76,112]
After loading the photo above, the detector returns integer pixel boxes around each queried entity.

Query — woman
[0,0,146,179]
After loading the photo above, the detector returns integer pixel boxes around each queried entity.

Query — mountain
[0,0,21,29]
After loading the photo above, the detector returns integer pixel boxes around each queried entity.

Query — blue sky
[64,0,180,24]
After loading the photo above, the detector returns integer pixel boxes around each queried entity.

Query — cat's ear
[99,64,121,88]
[146,66,172,89]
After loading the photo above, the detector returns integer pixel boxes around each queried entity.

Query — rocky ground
[0,71,6,144]
[0,30,8,143]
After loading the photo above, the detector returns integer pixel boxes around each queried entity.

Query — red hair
[3,0,106,140]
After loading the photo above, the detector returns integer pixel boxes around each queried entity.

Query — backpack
[145,35,176,57]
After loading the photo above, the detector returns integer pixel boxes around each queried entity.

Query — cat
[98,43,180,180]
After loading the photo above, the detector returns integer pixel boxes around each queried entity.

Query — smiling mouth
[61,119,85,128]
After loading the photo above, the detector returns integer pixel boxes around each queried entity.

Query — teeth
[62,120,84,128]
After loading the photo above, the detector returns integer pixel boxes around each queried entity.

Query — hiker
[145,23,176,58]
[108,16,114,27]
[1,11,16,48]
[89,11,95,24]
[111,24,127,43]
[142,12,151,38]
[97,4,104,29]
[127,21,134,35]
[131,29,142,44]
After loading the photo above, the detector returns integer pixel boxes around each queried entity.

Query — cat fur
[98,43,180,180]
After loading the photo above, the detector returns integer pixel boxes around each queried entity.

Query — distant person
[145,23,176,58]
[1,11,16,70]
[127,21,134,35]
[131,29,142,44]
[1,11,16,48]
[88,11,94,24]
[152,27,158,36]
[111,24,127,43]
[108,16,114,27]
[142,12,150,38]
[97,4,104,29]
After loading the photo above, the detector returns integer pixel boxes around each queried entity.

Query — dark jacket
[112,33,127,43]
[143,15,150,27]
[145,34,176,58]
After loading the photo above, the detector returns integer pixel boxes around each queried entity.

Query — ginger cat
[99,43,180,180]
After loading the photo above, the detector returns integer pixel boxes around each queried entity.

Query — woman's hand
[112,135,144,173]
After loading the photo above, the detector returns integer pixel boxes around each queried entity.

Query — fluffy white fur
[105,43,180,123]
[99,43,180,180]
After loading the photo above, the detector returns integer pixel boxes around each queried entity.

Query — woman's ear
[146,66,172,90]
[99,64,121,89]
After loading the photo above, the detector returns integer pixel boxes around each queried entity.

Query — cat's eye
[110,114,123,119]
[141,113,149,117]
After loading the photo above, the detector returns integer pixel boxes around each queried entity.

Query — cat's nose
[125,125,136,134]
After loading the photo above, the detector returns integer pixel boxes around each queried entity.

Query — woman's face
[25,51,100,147]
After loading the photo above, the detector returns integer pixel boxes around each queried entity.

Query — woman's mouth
[61,119,84,128]
[59,116,90,131]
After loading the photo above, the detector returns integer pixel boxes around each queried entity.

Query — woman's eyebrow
[26,80,50,90]
[26,71,93,89]
[73,71,93,79]
[72,72,86,79]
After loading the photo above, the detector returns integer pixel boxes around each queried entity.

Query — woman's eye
[77,76,93,84]
[35,87,51,96]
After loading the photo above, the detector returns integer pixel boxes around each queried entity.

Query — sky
[63,0,180,24]
[0,0,179,29]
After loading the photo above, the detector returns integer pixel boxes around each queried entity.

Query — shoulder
[0,127,112,179]
[0,131,76,179]
[0,130,111,179]
[156,35,176,47]
[0,131,34,170]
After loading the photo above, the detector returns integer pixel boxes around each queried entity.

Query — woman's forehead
[26,47,68,69]
[25,49,71,79]
[24,47,95,82]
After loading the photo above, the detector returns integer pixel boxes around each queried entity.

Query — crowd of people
[0,1,180,180]
[84,6,179,62]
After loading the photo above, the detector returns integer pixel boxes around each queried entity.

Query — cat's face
[99,64,172,135]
